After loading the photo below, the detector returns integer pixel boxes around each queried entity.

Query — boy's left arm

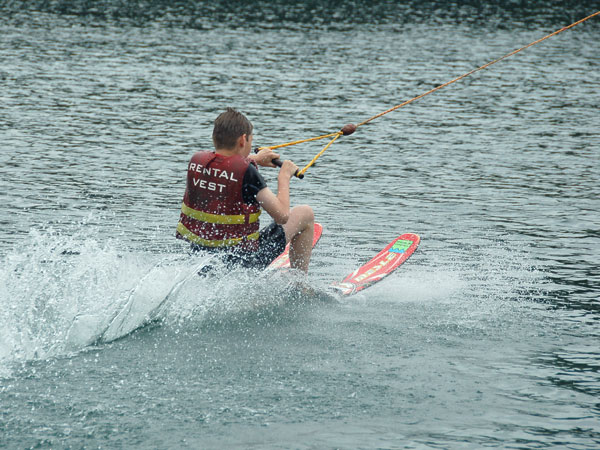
[249,148,279,168]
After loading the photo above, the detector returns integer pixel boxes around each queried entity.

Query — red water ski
[267,223,323,270]
[332,233,420,296]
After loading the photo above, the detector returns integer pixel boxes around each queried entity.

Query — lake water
[1,1,599,448]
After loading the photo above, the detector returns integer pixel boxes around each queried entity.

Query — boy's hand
[279,160,299,179]
[251,148,280,168]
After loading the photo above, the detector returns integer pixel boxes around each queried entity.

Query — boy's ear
[237,134,247,148]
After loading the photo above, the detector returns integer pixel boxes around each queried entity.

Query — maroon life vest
[176,151,261,251]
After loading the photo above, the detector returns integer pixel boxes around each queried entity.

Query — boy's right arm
[256,160,298,225]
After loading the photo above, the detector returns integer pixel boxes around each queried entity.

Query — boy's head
[212,108,253,150]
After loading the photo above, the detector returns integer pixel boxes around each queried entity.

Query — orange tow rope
[259,11,600,178]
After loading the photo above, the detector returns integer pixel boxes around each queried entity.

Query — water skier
[176,108,315,272]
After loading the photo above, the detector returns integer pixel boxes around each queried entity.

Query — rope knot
[341,124,357,135]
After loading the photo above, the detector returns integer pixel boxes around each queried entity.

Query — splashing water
[0,227,320,377]
[0,228,152,373]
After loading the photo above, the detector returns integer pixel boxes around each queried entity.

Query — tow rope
[257,10,599,178]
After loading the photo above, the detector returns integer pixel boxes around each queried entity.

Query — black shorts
[191,222,287,270]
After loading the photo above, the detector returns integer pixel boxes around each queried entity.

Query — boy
[176,108,315,272]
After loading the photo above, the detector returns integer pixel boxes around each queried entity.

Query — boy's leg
[282,205,314,273]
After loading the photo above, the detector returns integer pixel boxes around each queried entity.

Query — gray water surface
[1,2,599,448]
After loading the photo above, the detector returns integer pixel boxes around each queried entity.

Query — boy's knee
[298,205,314,223]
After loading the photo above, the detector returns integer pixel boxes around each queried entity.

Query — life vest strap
[181,203,261,225]
[176,223,259,248]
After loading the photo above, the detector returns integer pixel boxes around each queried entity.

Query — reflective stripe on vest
[180,202,261,225]
[176,222,259,247]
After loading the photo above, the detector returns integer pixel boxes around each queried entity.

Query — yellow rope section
[257,131,340,151]
[298,132,342,176]
[260,11,599,177]
[356,10,600,128]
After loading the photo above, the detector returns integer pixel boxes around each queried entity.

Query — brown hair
[212,108,253,150]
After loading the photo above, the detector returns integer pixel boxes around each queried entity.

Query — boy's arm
[249,148,279,168]
[256,160,298,224]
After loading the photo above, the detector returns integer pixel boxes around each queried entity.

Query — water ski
[331,233,420,296]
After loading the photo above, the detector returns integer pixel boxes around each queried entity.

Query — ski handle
[271,158,304,179]
[254,148,304,179]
